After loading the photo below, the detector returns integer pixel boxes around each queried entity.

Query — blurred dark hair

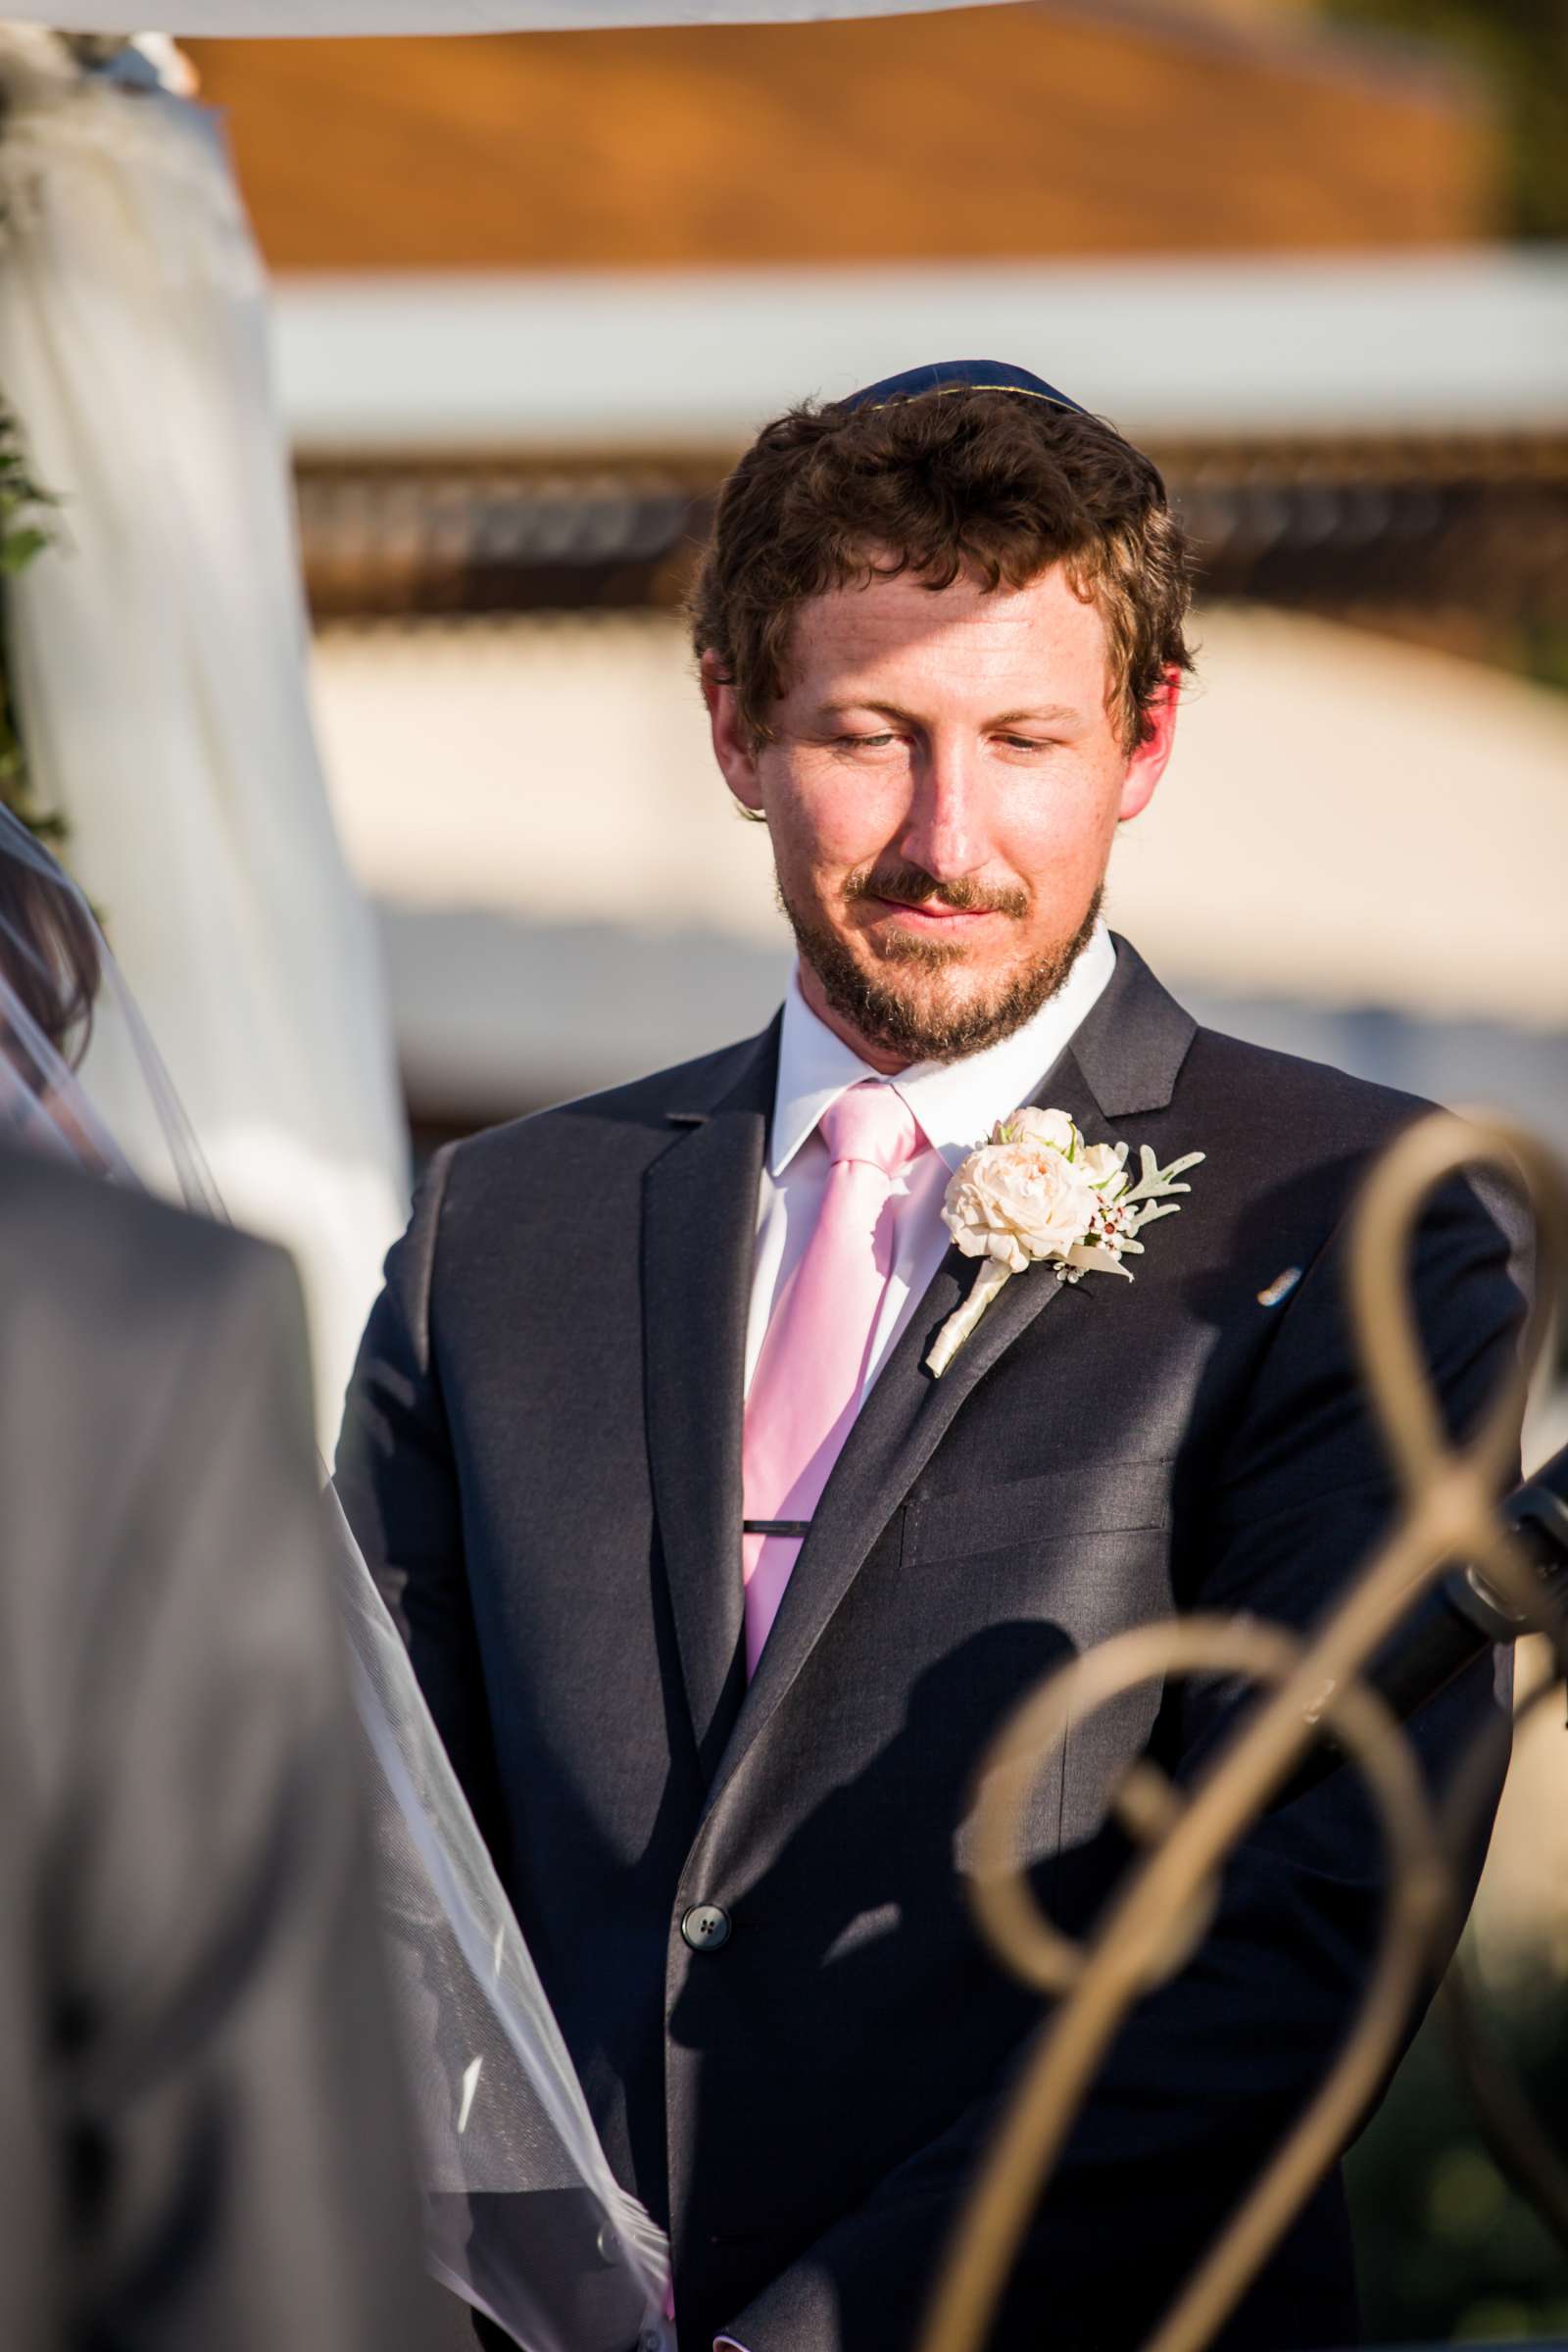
[689,388,1195,754]
[0,849,102,1070]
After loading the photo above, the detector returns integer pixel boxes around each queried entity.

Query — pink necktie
[741,1082,927,1676]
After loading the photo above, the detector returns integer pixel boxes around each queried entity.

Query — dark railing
[295,435,1568,683]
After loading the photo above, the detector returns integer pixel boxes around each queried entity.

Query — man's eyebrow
[812,700,919,725]
[812,701,1083,726]
[988,705,1084,727]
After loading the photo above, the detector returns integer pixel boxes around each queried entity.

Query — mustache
[846,861,1030,922]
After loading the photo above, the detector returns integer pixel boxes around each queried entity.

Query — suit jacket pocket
[909,1457,1172,1565]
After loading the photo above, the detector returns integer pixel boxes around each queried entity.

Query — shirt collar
[769,922,1117,1179]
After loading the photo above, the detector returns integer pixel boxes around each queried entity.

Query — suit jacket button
[681,1902,732,1952]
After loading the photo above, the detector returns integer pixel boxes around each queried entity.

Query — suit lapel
[704,944,1198,1813]
[643,1023,777,1778]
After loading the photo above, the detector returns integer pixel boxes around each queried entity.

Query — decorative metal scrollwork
[920,1112,1568,2352]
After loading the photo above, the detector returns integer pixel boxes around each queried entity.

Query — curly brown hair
[689,388,1195,755]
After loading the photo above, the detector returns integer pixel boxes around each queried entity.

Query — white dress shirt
[744,924,1117,1405]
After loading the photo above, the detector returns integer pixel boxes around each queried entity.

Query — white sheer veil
[0,800,673,2352]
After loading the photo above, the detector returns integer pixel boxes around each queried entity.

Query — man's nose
[898,741,985,881]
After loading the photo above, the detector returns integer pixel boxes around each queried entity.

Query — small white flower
[1079,1140,1127,1192]
[925,1108,1203,1377]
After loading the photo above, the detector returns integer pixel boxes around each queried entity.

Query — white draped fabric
[0,31,409,1433]
[0,0,1019,29]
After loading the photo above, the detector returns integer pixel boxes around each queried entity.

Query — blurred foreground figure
[0,1138,434,2350]
[0,812,671,2351]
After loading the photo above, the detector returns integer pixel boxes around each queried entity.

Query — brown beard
[777,860,1105,1065]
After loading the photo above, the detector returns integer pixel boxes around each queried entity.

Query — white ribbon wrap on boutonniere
[925,1106,1203,1378]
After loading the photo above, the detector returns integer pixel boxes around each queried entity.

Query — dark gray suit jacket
[338,940,1525,2352]
[0,1143,434,2352]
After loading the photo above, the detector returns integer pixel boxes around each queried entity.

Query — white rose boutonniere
[925,1108,1204,1377]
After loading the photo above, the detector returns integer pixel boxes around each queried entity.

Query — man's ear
[1116,665,1183,825]
[701,649,764,815]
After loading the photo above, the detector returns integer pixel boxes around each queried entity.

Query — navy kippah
[840,359,1088,416]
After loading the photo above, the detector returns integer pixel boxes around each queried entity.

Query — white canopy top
[0,0,1022,30]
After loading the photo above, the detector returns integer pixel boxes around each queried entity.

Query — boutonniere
[925,1106,1203,1378]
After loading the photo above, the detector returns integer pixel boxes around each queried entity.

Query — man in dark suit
[337,362,1527,2352]
[0,1139,437,2351]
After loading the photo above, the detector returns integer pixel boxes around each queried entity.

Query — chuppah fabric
[0,28,410,1430]
[0,0,1025,31]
